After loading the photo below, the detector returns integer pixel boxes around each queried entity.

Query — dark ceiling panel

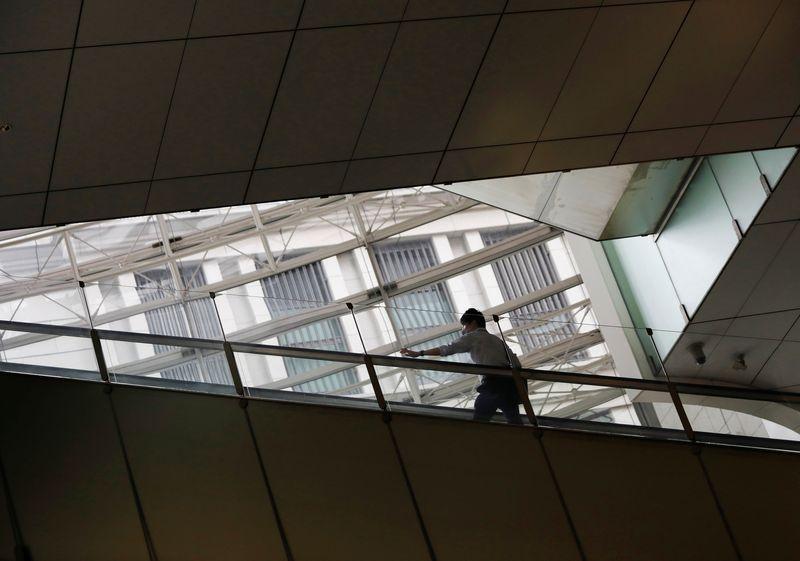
[77,0,195,45]
[541,2,689,140]
[0,193,45,229]
[354,16,497,158]
[506,0,600,10]
[45,182,149,224]
[631,0,781,131]
[756,157,800,225]
[612,126,707,165]
[0,51,70,196]
[435,144,533,183]
[696,118,789,155]
[300,0,406,27]
[404,0,505,19]
[189,0,302,36]
[155,33,291,179]
[147,172,250,214]
[450,9,596,148]
[51,42,183,189]
[526,134,621,173]
[778,117,800,148]
[716,1,800,123]
[739,224,800,316]
[248,163,349,202]
[0,0,80,53]
[258,25,396,168]
[343,152,441,193]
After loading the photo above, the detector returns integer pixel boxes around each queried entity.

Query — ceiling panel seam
[521,6,601,172]
[239,2,308,205]
[41,0,85,227]
[141,1,199,213]
[336,1,410,194]
[608,0,695,164]
[694,0,785,151]
[430,2,509,181]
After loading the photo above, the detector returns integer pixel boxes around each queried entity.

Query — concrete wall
[0,372,797,561]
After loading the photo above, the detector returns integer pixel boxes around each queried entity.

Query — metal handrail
[2,317,799,449]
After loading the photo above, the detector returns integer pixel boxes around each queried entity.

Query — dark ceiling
[1,0,799,229]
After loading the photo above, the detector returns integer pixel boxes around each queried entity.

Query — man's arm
[399,347,442,358]
[401,335,471,358]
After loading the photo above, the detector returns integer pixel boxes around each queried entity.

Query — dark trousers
[473,390,523,425]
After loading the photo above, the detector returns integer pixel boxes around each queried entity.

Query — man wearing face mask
[400,308,523,424]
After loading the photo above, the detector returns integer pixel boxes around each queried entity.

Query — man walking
[400,308,524,424]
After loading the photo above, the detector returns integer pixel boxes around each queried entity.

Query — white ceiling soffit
[2,0,799,230]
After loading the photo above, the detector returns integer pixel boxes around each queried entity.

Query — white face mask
[460,326,469,336]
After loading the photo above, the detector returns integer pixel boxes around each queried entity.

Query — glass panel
[602,159,693,238]
[540,165,637,239]
[752,147,797,189]
[656,160,739,317]
[0,281,88,327]
[679,393,800,442]
[603,236,684,356]
[235,351,370,402]
[0,329,99,380]
[439,173,560,223]
[533,383,683,431]
[101,336,234,392]
[708,152,765,231]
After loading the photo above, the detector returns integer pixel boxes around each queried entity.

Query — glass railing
[1,280,798,452]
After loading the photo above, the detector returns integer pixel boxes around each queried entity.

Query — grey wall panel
[112,387,286,561]
[247,401,430,561]
[702,447,800,561]
[391,415,582,561]
[542,430,739,561]
[0,375,149,561]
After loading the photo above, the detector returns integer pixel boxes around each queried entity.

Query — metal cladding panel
[155,33,292,178]
[0,51,71,196]
[390,414,582,561]
[540,2,689,140]
[0,0,81,53]
[0,462,15,561]
[258,24,397,168]
[0,375,149,561]
[247,401,431,561]
[354,16,497,158]
[77,0,194,45]
[450,8,596,148]
[111,386,287,561]
[541,430,739,561]
[702,446,800,561]
[51,42,184,189]
[631,0,781,131]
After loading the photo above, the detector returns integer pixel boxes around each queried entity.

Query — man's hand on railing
[400,347,421,358]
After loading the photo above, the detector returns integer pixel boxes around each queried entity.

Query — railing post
[646,328,695,442]
[90,329,110,383]
[210,291,246,397]
[493,314,538,428]
[346,302,389,415]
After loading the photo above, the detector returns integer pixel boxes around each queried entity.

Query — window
[260,261,359,394]
[373,239,455,336]
[481,228,577,354]
[136,265,230,384]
